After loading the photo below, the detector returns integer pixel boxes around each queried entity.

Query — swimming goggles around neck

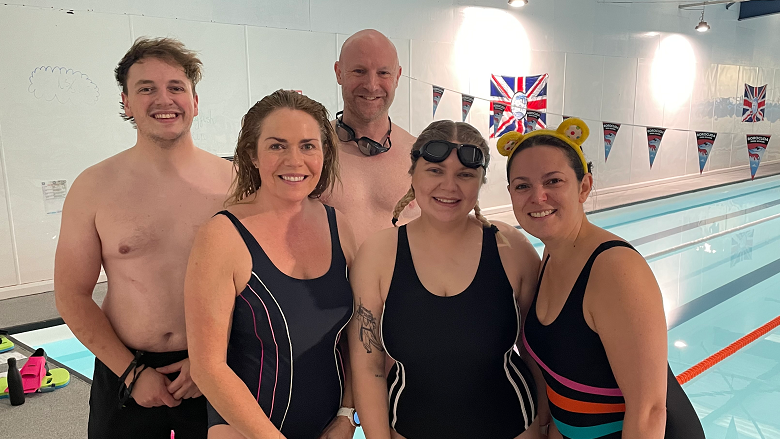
[412,140,487,169]
[335,111,392,156]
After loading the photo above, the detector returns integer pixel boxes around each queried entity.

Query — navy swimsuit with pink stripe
[206,206,353,439]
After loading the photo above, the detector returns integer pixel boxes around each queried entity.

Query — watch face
[353,411,360,426]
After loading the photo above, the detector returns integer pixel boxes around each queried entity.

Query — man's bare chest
[95,189,224,258]
[337,156,411,209]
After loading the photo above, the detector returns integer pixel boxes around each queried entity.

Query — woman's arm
[587,247,668,439]
[348,232,395,439]
[496,223,550,436]
[185,216,286,439]
[517,237,549,436]
[318,209,359,439]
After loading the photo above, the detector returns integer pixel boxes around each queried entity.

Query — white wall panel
[529,51,565,117]
[0,7,134,283]
[0,124,18,287]
[593,4,631,59]
[246,27,339,118]
[562,54,604,122]
[766,69,780,163]
[689,63,717,133]
[729,133,750,170]
[633,58,664,129]
[708,133,733,171]
[713,64,739,135]
[310,0,457,43]
[552,0,594,55]
[601,57,637,125]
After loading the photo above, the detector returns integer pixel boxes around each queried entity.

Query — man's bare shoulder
[391,124,416,150]
[71,149,134,193]
[193,148,234,184]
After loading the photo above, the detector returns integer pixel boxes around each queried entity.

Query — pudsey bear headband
[496,117,590,175]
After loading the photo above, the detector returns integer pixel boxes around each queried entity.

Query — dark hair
[506,134,593,181]
[226,90,339,205]
[115,37,203,124]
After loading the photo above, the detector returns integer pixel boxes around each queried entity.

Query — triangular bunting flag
[461,94,474,122]
[747,134,770,180]
[646,127,666,168]
[492,102,507,136]
[603,122,620,162]
[432,85,444,118]
[695,132,717,174]
[525,111,542,132]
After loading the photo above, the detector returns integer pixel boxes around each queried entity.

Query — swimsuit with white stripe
[207,206,353,439]
[382,225,538,439]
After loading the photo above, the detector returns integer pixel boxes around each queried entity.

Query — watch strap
[337,407,359,427]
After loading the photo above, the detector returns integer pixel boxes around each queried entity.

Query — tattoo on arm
[357,299,385,354]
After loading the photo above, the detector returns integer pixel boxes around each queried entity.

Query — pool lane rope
[676,315,780,385]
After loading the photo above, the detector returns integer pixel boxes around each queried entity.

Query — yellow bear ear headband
[496,117,590,174]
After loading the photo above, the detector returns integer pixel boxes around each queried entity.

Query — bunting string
[406,74,774,138]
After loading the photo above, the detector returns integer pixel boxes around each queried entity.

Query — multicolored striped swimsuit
[524,240,703,439]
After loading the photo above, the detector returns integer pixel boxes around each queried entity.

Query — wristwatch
[337,407,360,427]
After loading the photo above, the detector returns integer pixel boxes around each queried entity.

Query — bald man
[326,29,418,246]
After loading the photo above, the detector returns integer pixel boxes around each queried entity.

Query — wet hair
[226,90,340,205]
[391,121,502,239]
[115,37,203,124]
[506,134,593,182]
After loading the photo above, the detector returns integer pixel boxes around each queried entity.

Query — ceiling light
[508,0,528,7]
[695,10,710,32]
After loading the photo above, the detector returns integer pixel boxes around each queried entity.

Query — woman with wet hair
[185,90,358,439]
[501,118,704,439]
[349,120,546,439]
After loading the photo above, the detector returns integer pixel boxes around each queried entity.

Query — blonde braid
[474,202,510,247]
[392,187,416,226]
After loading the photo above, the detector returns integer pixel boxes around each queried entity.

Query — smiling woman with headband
[500,118,704,439]
[349,120,547,439]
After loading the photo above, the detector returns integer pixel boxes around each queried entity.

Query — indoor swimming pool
[12,174,780,439]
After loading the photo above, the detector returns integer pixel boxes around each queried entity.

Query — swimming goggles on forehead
[412,140,487,169]
[335,111,392,156]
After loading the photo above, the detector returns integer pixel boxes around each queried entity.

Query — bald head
[339,29,399,67]
[336,29,402,123]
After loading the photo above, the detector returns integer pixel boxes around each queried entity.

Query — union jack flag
[490,74,548,138]
[742,84,766,122]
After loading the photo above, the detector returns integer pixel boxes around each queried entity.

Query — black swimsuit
[381,225,537,439]
[523,240,704,439]
[206,205,353,439]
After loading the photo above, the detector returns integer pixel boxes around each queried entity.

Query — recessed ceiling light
[508,0,528,7]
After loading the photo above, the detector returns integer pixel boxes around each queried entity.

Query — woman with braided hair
[348,120,546,439]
